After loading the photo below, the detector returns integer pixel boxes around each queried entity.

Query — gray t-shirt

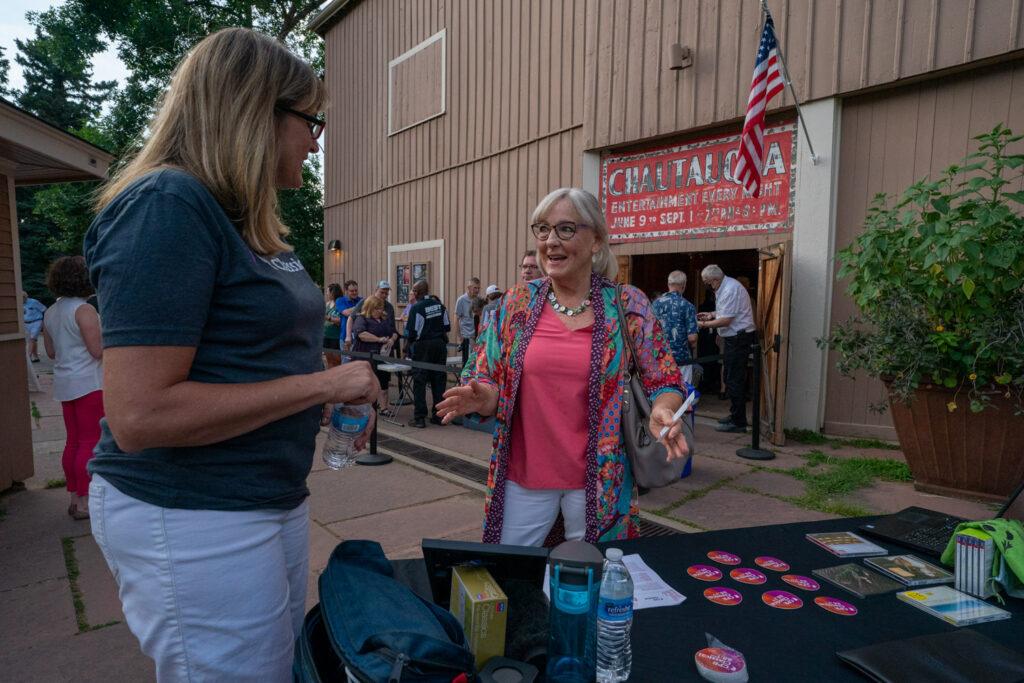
[455,293,475,338]
[84,169,324,511]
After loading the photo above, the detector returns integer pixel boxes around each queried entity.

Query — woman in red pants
[42,256,103,520]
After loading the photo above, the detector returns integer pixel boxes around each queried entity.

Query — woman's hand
[649,402,690,461]
[320,403,332,426]
[321,361,380,405]
[436,380,499,423]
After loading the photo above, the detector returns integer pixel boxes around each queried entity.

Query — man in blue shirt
[335,280,363,353]
[22,291,47,362]
[652,271,699,385]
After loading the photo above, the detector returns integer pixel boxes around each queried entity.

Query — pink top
[507,304,593,489]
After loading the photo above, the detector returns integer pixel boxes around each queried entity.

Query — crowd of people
[14,26,758,682]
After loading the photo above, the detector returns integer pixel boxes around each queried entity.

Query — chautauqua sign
[600,123,797,243]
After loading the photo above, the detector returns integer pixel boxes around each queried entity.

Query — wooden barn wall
[325,128,584,303]
[583,0,1024,150]
[825,59,1024,439]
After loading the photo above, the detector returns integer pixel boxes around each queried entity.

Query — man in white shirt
[697,265,756,433]
[454,277,481,368]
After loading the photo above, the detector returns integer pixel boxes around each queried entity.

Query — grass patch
[45,478,66,489]
[654,475,741,516]
[774,450,911,517]
[61,537,89,633]
[785,428,900,451]
[61,536,119,634]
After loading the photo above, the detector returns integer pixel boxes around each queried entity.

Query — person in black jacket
[405,279,451,428]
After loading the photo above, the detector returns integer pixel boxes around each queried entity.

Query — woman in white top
[42,256,103,520]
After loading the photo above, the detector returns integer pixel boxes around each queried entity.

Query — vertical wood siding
[582,0,1024,150]
[324,0,584,298]
[0,174,17,333]
[824,59,1024,438]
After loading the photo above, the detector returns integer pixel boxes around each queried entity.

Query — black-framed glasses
[530,221,589,241]
[277,106,326,140]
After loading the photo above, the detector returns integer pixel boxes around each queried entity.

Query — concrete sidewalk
[0,361,997,681]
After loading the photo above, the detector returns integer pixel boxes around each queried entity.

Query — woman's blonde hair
[360,296,384,316]
[530,188,618,280]
[96,28,326,255]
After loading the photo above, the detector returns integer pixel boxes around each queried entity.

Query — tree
[280,157,325,287]
[14,7,115,130]
[0,46,11,97]
[14,1,330,296]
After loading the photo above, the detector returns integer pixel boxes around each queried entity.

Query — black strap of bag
[614,283,695,488]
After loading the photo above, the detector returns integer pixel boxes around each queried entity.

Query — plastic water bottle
[596,548,633,683]
[322,403,372,470]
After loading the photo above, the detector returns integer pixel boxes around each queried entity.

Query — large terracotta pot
[887,383,1024,502]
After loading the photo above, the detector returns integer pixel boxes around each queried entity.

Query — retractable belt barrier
[320,345,772,460]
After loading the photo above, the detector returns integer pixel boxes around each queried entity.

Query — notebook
[896,585,1011,626]
[864,554,954,587]
[806,531,887,557]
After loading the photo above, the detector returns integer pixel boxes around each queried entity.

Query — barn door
[756,242,793,446]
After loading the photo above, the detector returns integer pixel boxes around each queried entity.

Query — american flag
[733,13,785,197]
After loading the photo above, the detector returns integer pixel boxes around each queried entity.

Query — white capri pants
[89,475,309,682]
[500,480,587,546]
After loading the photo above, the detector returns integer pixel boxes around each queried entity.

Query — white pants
[89,475,309,683]
[500,480,587,546]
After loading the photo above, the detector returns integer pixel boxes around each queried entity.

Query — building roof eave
[307,0,362,36]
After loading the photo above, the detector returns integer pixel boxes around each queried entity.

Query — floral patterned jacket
[462,272,684,543]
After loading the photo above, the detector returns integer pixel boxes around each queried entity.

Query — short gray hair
[667,270,687,288]
[701,264,725,281]
[530,187,618,280]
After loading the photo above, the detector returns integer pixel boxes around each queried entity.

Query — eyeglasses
[520,263,540,270]
[277,106,326,140]
[530,221,589,241]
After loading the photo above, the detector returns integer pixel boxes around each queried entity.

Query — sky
[1,0,129,96]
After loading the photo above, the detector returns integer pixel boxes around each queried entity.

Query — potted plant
[824,124,1024,501]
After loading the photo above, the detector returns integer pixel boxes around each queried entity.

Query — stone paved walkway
[0,360,998,681]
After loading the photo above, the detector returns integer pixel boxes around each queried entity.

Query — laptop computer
[859,480,1024,557]
[420,538,549,609]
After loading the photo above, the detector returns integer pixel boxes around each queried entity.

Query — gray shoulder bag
[615,284,695,488]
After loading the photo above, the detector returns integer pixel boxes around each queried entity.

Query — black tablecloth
[610,516,1024,682]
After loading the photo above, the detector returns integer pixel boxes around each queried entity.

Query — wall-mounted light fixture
[668,43,692,70]
[328,239,342,252]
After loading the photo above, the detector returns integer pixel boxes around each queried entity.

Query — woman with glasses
[82,28,378,680]
[437,188,689,545]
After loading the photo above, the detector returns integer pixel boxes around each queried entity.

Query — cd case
[865,555,954,587]
[812,563,904,598]
[897,586,1011,627]
[806,531,888,557]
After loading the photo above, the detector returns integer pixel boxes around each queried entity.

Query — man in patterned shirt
[652,270,699,385]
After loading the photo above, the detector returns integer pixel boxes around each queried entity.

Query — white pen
[658,390,698,440]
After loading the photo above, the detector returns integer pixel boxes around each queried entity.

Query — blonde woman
[83,28,378,680]
[351,296,399,413]
[437,188,689,545]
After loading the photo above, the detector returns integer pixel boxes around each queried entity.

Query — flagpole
[761,1,818,164]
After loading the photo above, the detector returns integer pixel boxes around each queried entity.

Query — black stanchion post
[736,341,775,461]
[356,398,393,466]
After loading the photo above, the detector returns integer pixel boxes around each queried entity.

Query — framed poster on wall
[412,262,429,285]
[396,264,411,304]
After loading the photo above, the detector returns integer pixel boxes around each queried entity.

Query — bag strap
[614,283,643,379]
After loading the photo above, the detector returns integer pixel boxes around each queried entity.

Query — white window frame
[387,29,446,136]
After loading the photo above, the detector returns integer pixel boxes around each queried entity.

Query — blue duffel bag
[295,540,476,683]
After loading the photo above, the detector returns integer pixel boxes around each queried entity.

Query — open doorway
[630,249,759,311]
[628,248,761,425]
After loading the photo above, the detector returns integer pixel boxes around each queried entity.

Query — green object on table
[941,519,1024,600]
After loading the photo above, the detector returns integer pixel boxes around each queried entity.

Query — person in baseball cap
[481,284,502,326]
[373,280,395,326]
